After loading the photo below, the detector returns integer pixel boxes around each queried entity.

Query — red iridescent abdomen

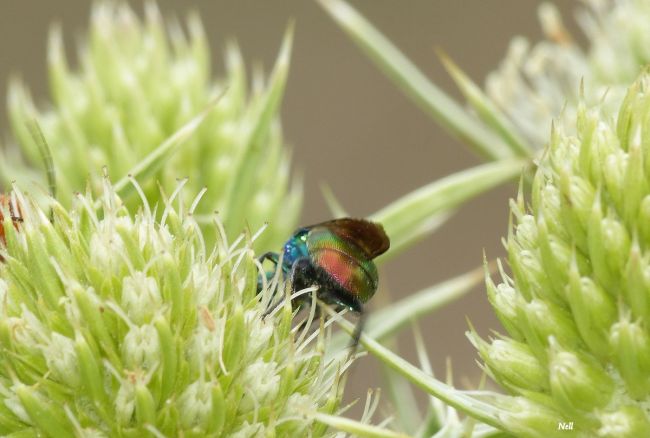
[307,227,379,303]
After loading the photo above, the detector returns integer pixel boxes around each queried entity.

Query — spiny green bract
[471,73,650,437]
[0,180,342,437]
[4,1,301,251]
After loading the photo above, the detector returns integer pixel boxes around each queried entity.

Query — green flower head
[0,180,343,436]
[474,72,650,437]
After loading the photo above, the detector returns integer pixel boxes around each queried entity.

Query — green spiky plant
[316,0,650,437]
[0,179,349,436]
[6,0,650,436]
[2,0,526,385]
[5,2,300,251]
[0,3,521,436]
[0,3,344,436]
[468,71,650,436]
[0,2,519,436]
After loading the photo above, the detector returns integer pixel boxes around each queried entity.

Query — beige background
[0,0,576,420]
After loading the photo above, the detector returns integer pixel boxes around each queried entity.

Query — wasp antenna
[26,120,57,199]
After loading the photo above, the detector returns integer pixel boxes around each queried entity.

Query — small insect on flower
[0,121,56,255]
[257,218,390,345]
[0,194,22,246]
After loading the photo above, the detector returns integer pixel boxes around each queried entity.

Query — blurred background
[0,0,576,416]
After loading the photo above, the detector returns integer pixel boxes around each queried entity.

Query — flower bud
[239,360,281,412]
[496,396,564,438]
[177,380,215,431]
[548,341,614,413]
[566,261,616,358]
[121,272,162,325]
[536,215,572,304]
[41,333,80,388]
[622,139,646,222]
[508,245,550,302]
[479,336,549,393]
[514,214,538,250]
[522,299,581,358]
[122,324,160,370]
[603,151,626,211]
[486,275,524,340]
[535,184,566,240]
[596,405,650,437]
[558,173,595,251]
[609,317,650,399]
[588,199,630,291]
[622,241,650,321]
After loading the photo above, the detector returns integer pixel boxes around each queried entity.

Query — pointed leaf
[320,183,349,217]
[318,0,514,160]
[312,412,411,438]
[439,52,532,158]
[224,24,294,231]
[103,88,227,209]
[372,159,525,259]
[381,360,422,435]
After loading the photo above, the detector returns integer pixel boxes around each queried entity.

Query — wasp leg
[261,300,278,319]
[288,257,317,307]
[257,251,284,292]
[262,257,312,320]
[349,303,366,354]
[257,251,281,292]
[258,251,280,267]
[323,293,364,352]
[286,257,322,331]
[258,251,282,317]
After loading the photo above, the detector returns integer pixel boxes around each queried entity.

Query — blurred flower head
[486,0,650,148]
[4,1,301,250]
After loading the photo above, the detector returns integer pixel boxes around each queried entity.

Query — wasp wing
[310,218,389,259]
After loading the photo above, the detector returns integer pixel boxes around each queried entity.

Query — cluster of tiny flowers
[486,0,650,149]
[470,73,650,437]
[4,1,300,250]
[0,180,343,436]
